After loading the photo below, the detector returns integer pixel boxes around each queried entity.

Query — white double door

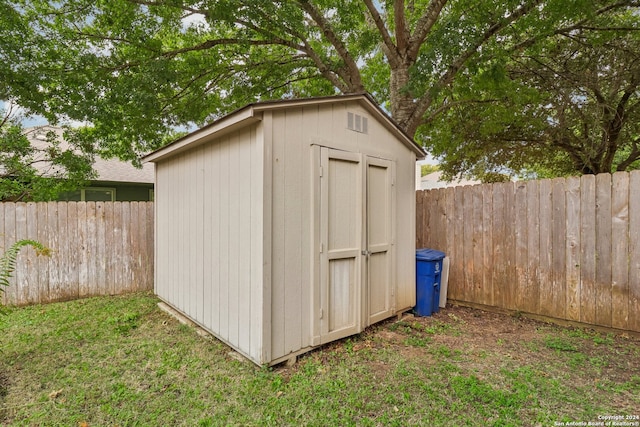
[315,147,396,344]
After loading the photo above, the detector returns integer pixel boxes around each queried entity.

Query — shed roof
[143,93,425,163]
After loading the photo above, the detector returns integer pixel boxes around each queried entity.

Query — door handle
[361,250,371,256]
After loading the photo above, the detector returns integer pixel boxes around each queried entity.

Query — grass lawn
[0,292,638,426]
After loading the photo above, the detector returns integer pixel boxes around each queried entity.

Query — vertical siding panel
[210,143,222,338]
[257,115,272,362]
[629,171,640,333]
[238,130,253,354]
[481,185,494,307]
[514,182,528,311]
[202,144,214,339]
[595,173,612,327]
[538,180,553,317]
[178,155,187,313]
[171,158,181,310]
[219,138,230,341]
[565,177,581,322]
[194,146,205,325]
[551,178,566,319]
[580,175,597,325]
[270,111,286,359]
[525,180,540,315]
[228,135,240,347]
[611,172,629,330]
[299,107,316,349]
[284,108,303,355]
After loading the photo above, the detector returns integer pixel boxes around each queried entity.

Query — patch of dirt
[353,304,640,389]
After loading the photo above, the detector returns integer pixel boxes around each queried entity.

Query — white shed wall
[267,101,417,362]
[155,125,266,362]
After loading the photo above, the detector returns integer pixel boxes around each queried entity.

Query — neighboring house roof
[143,93,426,163]
[419,170,480,190]
[24,125,154,184]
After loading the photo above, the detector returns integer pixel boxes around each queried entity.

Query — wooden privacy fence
[0,201,154,306]
[417,171,640,333]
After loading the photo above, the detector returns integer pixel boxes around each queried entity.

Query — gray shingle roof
[24,125,154,184]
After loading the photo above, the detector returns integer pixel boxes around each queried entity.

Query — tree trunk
[389,65,417,135]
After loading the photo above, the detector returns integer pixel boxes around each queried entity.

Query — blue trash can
[415,248,446,316]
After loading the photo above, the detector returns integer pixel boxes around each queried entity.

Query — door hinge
[319,308,324,319]
[319,166,323,177]
[320,243,324,253]
[361,250,371,256]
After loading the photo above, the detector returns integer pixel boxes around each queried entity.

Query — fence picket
[0,201,154,306]
[416,170,639,333]
[611,172,630,330]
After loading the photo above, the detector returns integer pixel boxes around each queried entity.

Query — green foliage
[2,0,638,179]
[423,4,640,179]
[0,110,95,201]
[0,239,50,310]
[420,164,439,177]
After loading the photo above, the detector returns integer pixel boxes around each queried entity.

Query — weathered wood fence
[417,171,640,333]
[1,201,154,306]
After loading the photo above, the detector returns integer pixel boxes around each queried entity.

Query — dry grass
[0,292,638,426]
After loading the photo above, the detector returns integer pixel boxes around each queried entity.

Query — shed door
[365,157,395,326]
[316,147,395,344]
[318,148,363,344]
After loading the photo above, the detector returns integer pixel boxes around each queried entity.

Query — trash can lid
[416,248,446,261]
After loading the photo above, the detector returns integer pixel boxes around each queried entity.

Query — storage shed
[144,93,425,365]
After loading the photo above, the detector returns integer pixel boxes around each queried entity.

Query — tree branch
[296,0,363,92]
[362,0,400,68]
[406,0,542,135]
[407,0,449,61]
[511,1,640,51]
[394,0,410,54]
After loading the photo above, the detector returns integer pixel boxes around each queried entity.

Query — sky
[1,100,48,127]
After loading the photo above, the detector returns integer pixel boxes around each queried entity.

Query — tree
[424,3,640,180]
[2,0,638,170]
[0,106,95,201]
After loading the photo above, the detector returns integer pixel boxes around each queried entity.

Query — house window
[84,187,116,201]
[61,187,116,201]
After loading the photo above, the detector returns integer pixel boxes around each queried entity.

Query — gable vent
[347,112,368,134]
